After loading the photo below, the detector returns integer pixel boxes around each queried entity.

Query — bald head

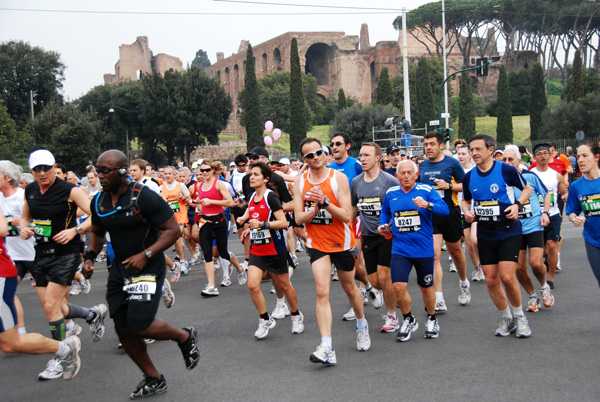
[98,150,128,167]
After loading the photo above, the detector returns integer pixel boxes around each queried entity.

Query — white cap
[279,157,290,165]
[29,149,55,169]
[229,161,236,167]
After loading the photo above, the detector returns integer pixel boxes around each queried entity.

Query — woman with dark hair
[239,162,303,339]
[566,142,600,286]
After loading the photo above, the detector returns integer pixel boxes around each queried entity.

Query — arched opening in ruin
[273,48,282,71]
[137,70,142,80]
[370,62,377,101]
[217,70,221,81]
[225,67,231,93]
[262,53,268,73]
[305,43,333,86]
[233,65,240,98]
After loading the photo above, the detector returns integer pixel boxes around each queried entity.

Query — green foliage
[331,103,402,155]
[546,80,563,96]
[541,93,600,140]
[451,95,487,118]
[529,62,547,141]
[414,58,436,128]
[496,65,513,143]
[240,44,263,150]
[338,88,347,110]
[584,69,600,95]
[191,49,211,70]
[458,70,476,140]
[569,50,584,102]
[289,37,307,153]
[376,67,394,105]
[0,100,30,166]
[0,40,65,128]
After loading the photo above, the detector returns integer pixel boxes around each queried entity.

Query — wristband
[259,221,270,230]
[83,249,98,262]
[543,211,550,217]
[570,216,576,223]
[514,200,523,208]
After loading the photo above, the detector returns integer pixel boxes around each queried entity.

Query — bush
[540,93,600,140]
[546,80,563,96]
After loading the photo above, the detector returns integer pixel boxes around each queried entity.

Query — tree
[413,58,436,129]
[569,49,584,102]
[541,93,600,141]
[289,37,307,153]
[530,62,547,141]
[239,44,263,150]
[496,65,513,143]
[0,100,30,166]
[338,88,347,110]
[376,67,394,105]
[191,49,211,70]
[0,40,65,128]
[459,70,476,140]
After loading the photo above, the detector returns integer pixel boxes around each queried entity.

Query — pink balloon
[264,120,274,132]
[272,128,281,141]
[263,136,273,146]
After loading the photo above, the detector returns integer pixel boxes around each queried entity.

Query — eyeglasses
[384,160,391,163]
[199,168,212,173]
[248,155,259,160]
[502,157,515,162]
[330,141,344,148]
[32,165,53,173]
[95,166,126,175]
[237,164,246,168]
[303,149,324,159]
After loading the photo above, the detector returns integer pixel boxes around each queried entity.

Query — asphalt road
[2,218,599,402]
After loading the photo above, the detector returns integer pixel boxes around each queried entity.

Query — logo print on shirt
[490,183,499,193]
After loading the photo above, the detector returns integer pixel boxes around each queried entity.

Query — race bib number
[518,201,532,220]
[357,197,382,217]
[31,219,52,242]
[168,200,181,212]
[473,199,500,222]
[434,187,445,199]
[305,200,333,225]
[581,193,600,217]
[539,192,556,207]
[394,210,421,232]
[250,228,272,245]
[6,217,18,237]
[123,275,157,302]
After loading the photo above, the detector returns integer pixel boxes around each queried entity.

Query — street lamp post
[109,107,130,161]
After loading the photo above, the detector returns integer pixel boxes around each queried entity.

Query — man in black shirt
[83,150,199,399]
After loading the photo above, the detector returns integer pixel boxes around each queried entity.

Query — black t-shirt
[242,171,292,204]
[91,183,174,261]
[25,179,81,255]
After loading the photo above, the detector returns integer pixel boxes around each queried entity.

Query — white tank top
[231,168,245,194]
[530,167,560,216]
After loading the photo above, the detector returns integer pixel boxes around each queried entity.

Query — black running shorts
[520,230,544,250]
[432,206,464,243]
[249,253,289,274]
[362,235,392,275]
[307,247,358,272]
[478,235,522,265]
[32,253,80,287]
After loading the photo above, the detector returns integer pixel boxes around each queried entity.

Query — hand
[434,179,449,190]
[412,196,428,209]
[540,213,550,227]
[309,186,325,204]
[377,224,390,236]
[572,216,586,227]
[200,199,212,206]
[236,216,246,226]
[248,219,260,229]
[82,260,95,279]
[20,225,34,240]
[504,204,519,220]
[464,211,475,224]
[53,227,78,245]
[561,192,568,202]
[240,228,250,241]
[122,251,147,274]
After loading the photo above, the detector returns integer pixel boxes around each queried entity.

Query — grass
[472,115,530,143]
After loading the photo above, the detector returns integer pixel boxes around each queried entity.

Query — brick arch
[305,43,334,86]
[273,48,283,71]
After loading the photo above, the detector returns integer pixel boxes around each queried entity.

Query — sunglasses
[330,141,344,147]
[32,165,53,173]
[95,166,126,175]
[303,149,324,159]
[199,168,212,173]
[384,160,391,163]
[248,155,260,160]
[237,164,246,168]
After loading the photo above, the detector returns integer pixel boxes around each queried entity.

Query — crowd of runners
[0,132,599,399]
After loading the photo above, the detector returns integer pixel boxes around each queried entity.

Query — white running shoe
[291,254,299,269]
[238,268,247,286]
[515,314,532,338]
[220,277,232,287]
[458,284,471,305]
[69,283,81,296]
[356,322,371,351]
[60,336,81,381]
[310,342,336,365]
[424,317,440,338]
[38,357,63,380]
[380,315,400,333]
[435,299,448,313]
[396,316,418,342]
[271,301,290,319]
[526,294,541,313]
[180,262,190,276]
[254,317,276,339]
[472,266,485,282]
[342,307,356,321]
[295,240,304,253]
[190,253,200,265]
[441,241,447,251]
[331,265,339,281]
[495,317,516,337]
[449,260,457,272]
[88,304,107,342]
[161,280,175,308]
[269,286,276,294]
[170,262,181,283]
[361,288,369,305]
[291,312,305,334]
[200,284,219,297]
[66,322,82,337]
[367,287,383,309]
[540,284,555,308]
[213,259,221,271]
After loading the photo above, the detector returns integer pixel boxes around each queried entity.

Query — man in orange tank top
[293,138,371,365]
[161,166,191,272]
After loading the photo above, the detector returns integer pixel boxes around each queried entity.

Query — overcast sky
[0,0,434,100]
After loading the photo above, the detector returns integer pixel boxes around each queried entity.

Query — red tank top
[0,240,18,278]
[248,190,287,256]
[199,179,224,215]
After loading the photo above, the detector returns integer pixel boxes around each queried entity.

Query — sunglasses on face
[248,155,260,160]
[200,168,212,173]
[237,164,246,168]
[303,149,324,159]
[384,160,391,163]
[32,165,53,173]
[95,166,125,175]
[330,141,344,148]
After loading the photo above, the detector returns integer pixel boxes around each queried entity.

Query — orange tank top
[161,182,188,225]
[299,168,356,252]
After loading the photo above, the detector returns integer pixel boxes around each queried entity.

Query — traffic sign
[429,120,440,126]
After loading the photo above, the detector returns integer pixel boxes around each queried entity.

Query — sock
[511,305,524,317]
[49,318,66,341]
[260,312,269,321]
[500,307,512,319]
[402,312,412,320]
[322,337,332,349]
[459,279,469,287]
[365,282,373,291]
[17,327,26,335]
[78,276,87,285]
[86,309,97,324]
[529,291,537,297]
[277,297,285,306]
[65,303,90,319]
[55,340,71,358]
[291,310,299,316]
[387,312,397,319]
[356,317,367,330]
[66,320,74,330]
[428,314,436,321]
[435,292,443,301]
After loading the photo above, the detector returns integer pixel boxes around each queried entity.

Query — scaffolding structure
[372,123,426,157]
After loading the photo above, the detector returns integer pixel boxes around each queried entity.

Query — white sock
[55,341,70,358]
[435,292,443,301]
[78,276,87,285]
[66,321,74,330]
[500,307,512,319]
[17,327,26,335]
[220,257,230,278]
[511,305,524,317]
[277,297,285,306]
[459,279,469,287]
[356,317,367,330]
[387,312,397,319]
[322,337,333,349]
[365,282,373,291]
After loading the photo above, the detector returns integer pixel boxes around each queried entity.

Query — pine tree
[496,64,513,143]
[338,88,347,110]
[459,70,476,140]
[376,67,394,105]
[414,58,435,129]
[529,62,547,141]
[289,37,307,154]
[571,49,584,102]
[240,44,263,150]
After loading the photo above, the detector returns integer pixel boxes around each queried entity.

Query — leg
[247,265,267,314]
[420,285,436,316]
[116,327,161,379]
[498,261,522,308]
[393,282,411,314]
[0,327,60,355]
[482,264,508,311]
[447,240,467,282]
[174,230,186,262]
[199,223,216,287]
[516,249,535,294]
[546,240,558,283]
[377,266,396,315]
[272,272,299,313]
[432,234,444,293]
[585,241,600,287]
[528,247,547,286]
[311,256,333,338]
[337,269,365,320]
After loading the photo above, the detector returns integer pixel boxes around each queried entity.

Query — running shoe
[526,294,540,312]
[38,358,63,380]
[66,322,82,337]
[367,287,383,309]
[289,265,295,279]
[69,283,81,295]
[144,338,156,344]
[546,280,554,290]
[296,240,304,253]
[356,322,371,351]
[291,312,305,334]
[60,336,81,381]
[170,262,181,283]
[515,314,532,338]
[161,280,175,308]
[540,284,555,308]
[396,316,418,342]
[190,253,200,265]
[269,286,276,294]
[291,254,299,269]
[271,301,290,319]
[180,261,190,276]
[441,241,447,251]
[342,307,356,321]
[200,285,219,297]
[449,260,457,272]
[495,317,516,337]
[310,342,336,365]
[361,288,369,305]
[458,284,471,306]
[220,277,232,287]
[424,317,440,339]
[472,266,485,282]
[213,259,221,271]
[238,268,247,286]
[87,303,107,342]
[79,277,91,295]
[435,299,448,313]
[380,315,400,333]
[178,327,200,370]
[254,317,276,339]
[331,265,339,281]
[130,375,168,399]
[556,254,562,271]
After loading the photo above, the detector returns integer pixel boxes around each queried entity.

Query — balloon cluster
[263,120,281,146]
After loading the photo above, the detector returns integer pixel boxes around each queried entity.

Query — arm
[378,192,392,235]
[53,187,93,244]
[505,183,532,220]
[0,207,8,237]
[557,172,568,197]
[566,186,585,227]
[293,175,318,225]
[273,171,298,183]
[19,199,33,240]
[350,206,358,223]
[81,223,108,279]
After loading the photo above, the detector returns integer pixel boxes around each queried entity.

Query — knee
[127,319,152,335]
[393,282,407,293]
[247,281,261,295]
[499,273,516,285]
[315,286,330,300]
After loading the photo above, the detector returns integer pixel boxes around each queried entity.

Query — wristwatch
[76,226,83,235]
[427,202,434,211]
[144,249,153,259]
[319,196,331,209]
[449,183,453,190]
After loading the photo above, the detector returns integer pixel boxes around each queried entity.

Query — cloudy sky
[0,0,433,100]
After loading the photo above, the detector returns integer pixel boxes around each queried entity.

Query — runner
[229,154,251,268]
[379,160,449,341]
[161,166,192,273]
[178,167,199,264]
[461,135,533,338]
[294,138,371,365]
[384,145,402,175]
[83,150,199,399]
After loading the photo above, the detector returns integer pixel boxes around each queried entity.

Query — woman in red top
[239,163,303,339]
[196,160,245,297]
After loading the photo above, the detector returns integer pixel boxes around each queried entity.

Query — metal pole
[442,0,449,145]
[402,9,411,124]
[126,128,130,161]
[30,90,34,123]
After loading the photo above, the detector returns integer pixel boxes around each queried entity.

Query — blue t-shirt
[566,176,600,248]
[418,155,465,207]
[518,170,548,235]
[462,161,527,241]
[380,184,449,258]
[329,156,363,185]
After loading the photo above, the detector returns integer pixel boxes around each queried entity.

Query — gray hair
[396,159,418,174]
[504,144,521,160]
[163,166,178,174]
[178,167,192,175]
[67,171,79,182]
[0,160,22,187]
[20,172,34,185]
